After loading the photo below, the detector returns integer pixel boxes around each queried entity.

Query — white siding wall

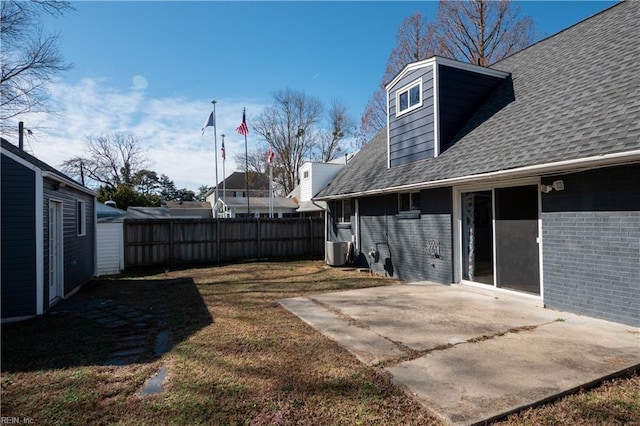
[96,222,124,275]
[300,163,345,202]
[300,163,313,201]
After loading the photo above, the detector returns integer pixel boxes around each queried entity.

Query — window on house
[396,78,422,116]
[76,200,86,236]
[334,199,353,224]
[398,192,420,212]
[303,170,309,179]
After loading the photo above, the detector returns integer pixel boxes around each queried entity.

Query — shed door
[49,201,63,302]
[494,186,540,294]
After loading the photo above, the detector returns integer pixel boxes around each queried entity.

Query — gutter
[313,150,640,201]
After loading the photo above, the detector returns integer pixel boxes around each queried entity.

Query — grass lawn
[1,260,638,425]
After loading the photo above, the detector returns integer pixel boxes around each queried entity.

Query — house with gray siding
[1,138,96,321]
[315,2,639,327]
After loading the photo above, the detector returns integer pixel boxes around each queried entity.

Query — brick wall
[542,164,640,327]
[358,188,453,283]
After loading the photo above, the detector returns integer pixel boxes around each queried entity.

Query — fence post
[216,218,220,264]
[169,219,174,267]
[257,218,261,259]
[309,217,313,257]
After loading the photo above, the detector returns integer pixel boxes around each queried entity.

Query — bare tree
[386,11,438,78]
[358,89,388,148]
[436,0,535,67]
[359,1,536,144]
[0,0,73,126]
[316,99,356,162]
[235,148,267,175]
[359,11,436,145]
[252,88,323,195]
[61,133,150,190]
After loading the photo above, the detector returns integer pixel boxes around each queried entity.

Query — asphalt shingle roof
[1,138,83,186]
[214,172,269,190]
[317,1,639,199]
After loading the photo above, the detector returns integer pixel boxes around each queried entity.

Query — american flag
[267,145,275,164]
[236,108,249,136]
[221,139,226,160]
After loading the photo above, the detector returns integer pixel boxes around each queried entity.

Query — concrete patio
[279,282,640,425]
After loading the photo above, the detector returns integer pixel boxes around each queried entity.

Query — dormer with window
[386,57,509,167]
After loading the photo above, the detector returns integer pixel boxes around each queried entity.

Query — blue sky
[18,1,618,191]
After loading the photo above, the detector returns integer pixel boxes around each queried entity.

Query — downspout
[324,203,328,262]
[354,198,360,257]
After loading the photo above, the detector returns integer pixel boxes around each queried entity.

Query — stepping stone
[86,312,113,321]
[103,319,129,328]
[103,358,130,366]
[154,330,171,356]
[112,347,146,357]
[95,315,118,323]
[119,335,147,343]
[138,365,168,396]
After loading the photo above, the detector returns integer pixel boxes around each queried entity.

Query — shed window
[399,192,420,212]
[396,78,422,116]
[77,200,86,236]
[303,170,309,179]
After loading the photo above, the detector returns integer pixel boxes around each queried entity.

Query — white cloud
[16,78,267,190]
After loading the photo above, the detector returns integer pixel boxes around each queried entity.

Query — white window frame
[334,199,352,224]
[76,199,86,236]
[395,78,423,117]
[303,170,309,179]
[398,192,420,213]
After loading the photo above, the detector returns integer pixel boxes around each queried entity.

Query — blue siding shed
[1,138,96,321]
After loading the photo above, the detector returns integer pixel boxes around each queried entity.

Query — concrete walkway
[279,283,640,425]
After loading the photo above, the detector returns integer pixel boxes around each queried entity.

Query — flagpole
[245,132,250,218]
[221,133,226,216]
[269,159,273,218]
[212,99,219,219]
[236,107,250,218]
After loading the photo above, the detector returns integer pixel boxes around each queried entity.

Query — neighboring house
[213,197,299,218]
[126,206,172,219]
[205,171,280,217]
[125,202,213,219]
[163,201,213,218]
[96,202,126,276]
[1,138,96,321]
[205,171,298,218]
[314,2,639,326]
[205,171,270,199]
[294,154,355,216]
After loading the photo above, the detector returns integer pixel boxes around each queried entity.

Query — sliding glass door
[461,191,493,285]
[460,185,540,295]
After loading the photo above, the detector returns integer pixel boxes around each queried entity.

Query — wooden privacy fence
[124,217,325,267]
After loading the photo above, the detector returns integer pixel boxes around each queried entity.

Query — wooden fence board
[124,217,324,267]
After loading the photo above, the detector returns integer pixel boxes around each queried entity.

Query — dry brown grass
[497,374,640,425]
[2,260,638,425]
[1,261,439,425]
